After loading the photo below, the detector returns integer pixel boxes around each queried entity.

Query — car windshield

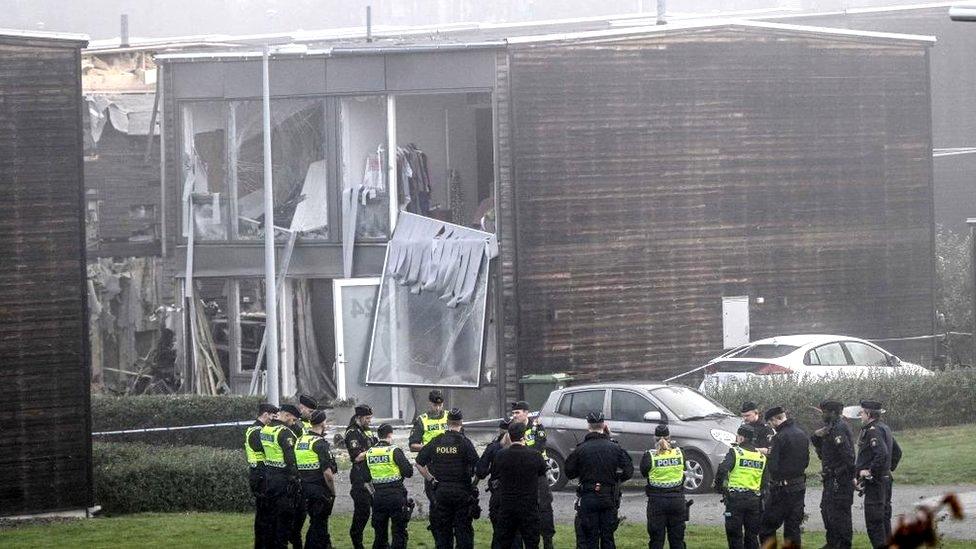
[651,385,734,420]
[734,344,799,359]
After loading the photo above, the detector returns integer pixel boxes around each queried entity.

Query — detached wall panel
[0,34,92,516]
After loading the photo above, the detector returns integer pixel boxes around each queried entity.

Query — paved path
[331,471,976,541]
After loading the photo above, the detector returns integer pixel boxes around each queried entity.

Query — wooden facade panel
[0,37,91,515]
[507,29,934,381]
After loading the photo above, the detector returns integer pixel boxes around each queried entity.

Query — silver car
[539,382,740,493]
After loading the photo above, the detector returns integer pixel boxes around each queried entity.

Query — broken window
[181,101,228,241]
[340,96,390,240]
[232,99,329,240]
[366,213,497,388]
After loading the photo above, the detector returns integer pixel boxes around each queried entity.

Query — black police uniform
[760,417,810,548]
[522,419,555,549]
[856,418,902,549]
[288,422,307,549]
[247,421,273,549]
[300,434,338,549]
[639,445,687,549]
[811,416,855,549]
[416,429,480,549]
[491,439,549,549]
[263,419,301,549]
[746,420,775,450]
[409,407,447,509]
[565,423,634,549]
[476,427,523,549]
[367,440,415,549]
[714,441,766,549]
[345,419,378,549]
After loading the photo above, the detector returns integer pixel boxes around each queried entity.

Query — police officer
[565,411,634,549]
[367,423,415,549]
[855,400,902,549]
[476,418,522,549]
[739,402,774,450]
[760,405,809,548]
[345,404,378,549]
[410,389,449,511]
[260,403,302,549]
[511,401,555,549]
[295,410,337,549]
[640,424,687,549]
[491,421,549,549]
[714,424,766,549]
[298,394,318,435]
[416,408,480,549]
[246,402,278,549]
[811,399,855,549]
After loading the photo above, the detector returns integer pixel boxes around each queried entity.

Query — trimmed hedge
[94,442,251,513]
[92,395,263,449]
[707,368,976,432]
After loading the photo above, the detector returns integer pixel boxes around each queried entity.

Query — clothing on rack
[396,144,433,216]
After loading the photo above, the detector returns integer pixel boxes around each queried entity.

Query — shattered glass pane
[367,255,489,388]
[181,102,228,241]
[340,96,390,239]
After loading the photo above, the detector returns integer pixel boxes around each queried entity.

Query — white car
[697,334,931,390]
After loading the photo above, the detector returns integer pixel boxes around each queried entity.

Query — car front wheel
[683,451,714,494]
[546,452,568,491]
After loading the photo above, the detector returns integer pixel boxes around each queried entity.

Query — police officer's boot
[543,535,554,549]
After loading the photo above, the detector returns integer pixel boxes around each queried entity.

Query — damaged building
[150,18,936,418]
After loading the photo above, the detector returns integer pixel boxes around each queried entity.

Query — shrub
[706,368,976,432]
[92,395,263,449]
[94,442,251,513]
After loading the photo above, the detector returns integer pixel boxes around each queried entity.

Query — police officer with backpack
[260,404,302,549]
[295,410,338,549]
[640,424,687,549]
[714,424,767,549]
[345,404,378,549]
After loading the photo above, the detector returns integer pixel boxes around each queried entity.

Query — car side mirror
[643,411,664,423]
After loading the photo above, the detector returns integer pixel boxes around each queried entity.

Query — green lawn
[1,513,974,549]
[804,424,976,486]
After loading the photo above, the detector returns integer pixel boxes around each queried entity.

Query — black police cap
[354,404,373,417]
[279,404,301,418]
[655,424,670,437]
[586,410,605,424]
[763,406,785,421]
[377,423,394,438]
[819,400,844,414]
[508,422,527,441]
[860,400,885,412]
[309,410,327,425]
[447,408,463,421]
[258,403,279,415]
[737,424,756,440]
[740,401,758,414]
[511,400,531,411]
[299,394,318,409]
[429,389,444,404]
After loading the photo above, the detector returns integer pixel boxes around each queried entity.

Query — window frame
[805,342,851,366]
[841,341,890,367]
[556,389,608,420]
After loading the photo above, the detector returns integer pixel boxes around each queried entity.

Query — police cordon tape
[90,419,507,438]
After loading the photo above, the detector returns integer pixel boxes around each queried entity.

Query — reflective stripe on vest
[295,434,322,471]
[366,446,402,484]
[260,424,288,468]
[524,423,547,458]
[301,420,312,436]
[420,413,448,445]
[245,426,265,467]
[727,446,766,493]
[647,447,684,488]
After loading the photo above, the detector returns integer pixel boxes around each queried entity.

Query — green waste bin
[519,373,574,411]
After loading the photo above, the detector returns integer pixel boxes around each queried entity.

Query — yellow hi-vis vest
[366,445,402,484]
[301,419,312,435]
[260,424,288,468]
[647,447,684,488]
[524,423,547,458]
[245,425,265,467]
[295,434,322,471]
[420,413,448,445]
[727,446,766,494]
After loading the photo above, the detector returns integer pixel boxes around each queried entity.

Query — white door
[722,296,750,349]
[333,278,398,419]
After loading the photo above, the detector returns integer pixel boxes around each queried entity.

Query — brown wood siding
[507,28,935,381]
[0,40,92,515]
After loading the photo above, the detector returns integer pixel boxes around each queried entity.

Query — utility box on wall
[722,296,750,350]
